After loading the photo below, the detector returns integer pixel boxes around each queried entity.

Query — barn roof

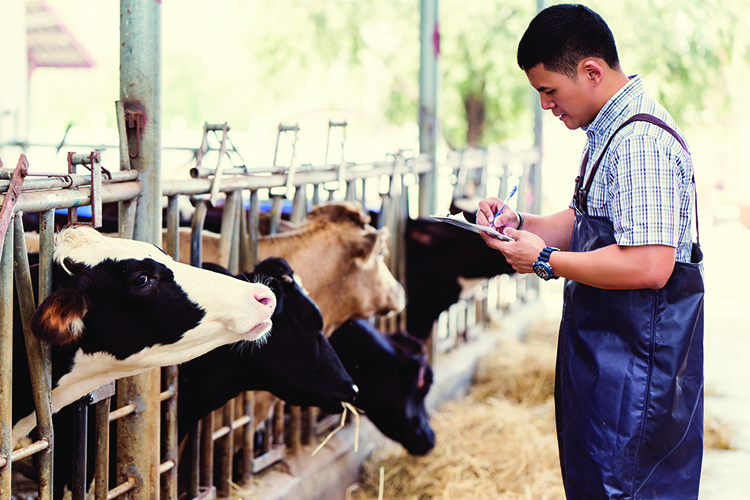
[26,0,95,72]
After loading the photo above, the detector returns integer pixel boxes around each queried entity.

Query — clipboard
[430,212,515,241]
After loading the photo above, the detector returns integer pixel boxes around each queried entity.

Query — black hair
[516,4,619,78]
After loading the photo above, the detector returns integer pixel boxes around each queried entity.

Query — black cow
[405,215,516,340]
[328,319,435,456]
[10,225,276,450]
[177,258,357,440]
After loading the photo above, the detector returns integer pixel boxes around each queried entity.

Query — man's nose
[539,95,555,110]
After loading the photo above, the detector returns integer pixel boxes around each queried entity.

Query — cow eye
[131,272,151,288]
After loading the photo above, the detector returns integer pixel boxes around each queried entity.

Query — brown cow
[167,201,405,336]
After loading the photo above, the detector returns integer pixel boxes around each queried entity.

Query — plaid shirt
[575,75,695,263]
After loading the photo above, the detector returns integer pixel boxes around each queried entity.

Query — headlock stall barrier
[0,119,539,500]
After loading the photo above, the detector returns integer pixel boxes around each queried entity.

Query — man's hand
[477,221,546,275]
[477,197,521,232]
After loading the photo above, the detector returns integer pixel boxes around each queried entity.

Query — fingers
[476,198,501,226]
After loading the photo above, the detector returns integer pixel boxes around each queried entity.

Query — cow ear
[351,231,378,259]
[30,289,90,346]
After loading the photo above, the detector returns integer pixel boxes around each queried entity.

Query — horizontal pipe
[211,415,251,442]
[161,158,433,197]
[159,387,176,402]
[107,477,136,500]
[0,170,138,192]
[9,438,49,463]
[1,181,142,213]
[158,460,175,474]
[108,403,137,422]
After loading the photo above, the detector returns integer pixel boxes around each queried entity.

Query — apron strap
[573,113,700,245]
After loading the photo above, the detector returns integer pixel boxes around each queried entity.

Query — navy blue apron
[557,114,705,499]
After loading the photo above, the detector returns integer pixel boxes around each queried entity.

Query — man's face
[526,63,599,130]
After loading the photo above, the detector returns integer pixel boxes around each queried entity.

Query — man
[476,4,704,500]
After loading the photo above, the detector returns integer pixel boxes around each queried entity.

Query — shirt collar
[582,75,644,140]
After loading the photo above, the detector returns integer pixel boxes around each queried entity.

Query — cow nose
[255,288,276,309]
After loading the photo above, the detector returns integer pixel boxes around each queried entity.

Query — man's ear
[580,59,604,85]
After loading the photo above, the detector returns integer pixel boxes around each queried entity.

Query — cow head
[31,226,276,367]
[301,202,406,334]
[177,258,356,440]
[329,319,435,455]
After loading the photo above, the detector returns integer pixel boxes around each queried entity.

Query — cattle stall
[1,119,540,499]
[0,119,535,498]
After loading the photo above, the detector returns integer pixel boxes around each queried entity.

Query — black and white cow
[34,257,355,500]
[405,214,516,340]
[11,225,276,449]
[177,258,358,440]
[328,319,435,456]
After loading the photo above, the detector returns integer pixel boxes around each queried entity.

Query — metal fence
[0,123,539,500]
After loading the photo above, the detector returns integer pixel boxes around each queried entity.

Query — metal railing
[1,123,540,500]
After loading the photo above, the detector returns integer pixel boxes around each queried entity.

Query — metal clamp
[0,155,29,251]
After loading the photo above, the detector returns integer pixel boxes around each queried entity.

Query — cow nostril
[257,295,273,306]
[255,290,275,308]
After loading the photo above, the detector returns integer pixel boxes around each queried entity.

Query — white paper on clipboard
[430,212,515,241]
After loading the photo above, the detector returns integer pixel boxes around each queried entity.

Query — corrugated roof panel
[26,0,95,71]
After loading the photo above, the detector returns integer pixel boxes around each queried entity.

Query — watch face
[533,261,553,280]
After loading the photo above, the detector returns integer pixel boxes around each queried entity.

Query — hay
[348,317,735,500]
[348,320,564,500]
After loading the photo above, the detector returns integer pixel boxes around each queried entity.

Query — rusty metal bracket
[125,109,145,158]
[0,155,29,251]
[67,151,106,227]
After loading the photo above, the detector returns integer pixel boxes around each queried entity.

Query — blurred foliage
[196,0,750,150]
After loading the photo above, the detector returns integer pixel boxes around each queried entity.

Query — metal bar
[217,190,238,270]
[191,200,208,268]
[107,477,136,499]
[160,156,434,197]
[273,401,285,448]
[0,170,138,193]
[241,391,255,483]
[8,439,49,463]
[108,403,137,422]
[186,423,201,498]
[115,101,132,171]
[0,155,28,251]
[165,196,180,261]
[208,123,229,205]
[94,398,111,500]
[72,397,89,500]
[13,213,54,500]
[419,0,439,217]
[191,167,247,178]
[290,406,302,455]
[216,400,234,498]
[90,152,103,227]
[161,365,178,500]
[1,181,142,213]
[199,413,214,488]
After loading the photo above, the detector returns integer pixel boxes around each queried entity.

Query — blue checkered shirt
[575,75,696,263]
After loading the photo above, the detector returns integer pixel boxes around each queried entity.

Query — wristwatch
[533,246,561,281]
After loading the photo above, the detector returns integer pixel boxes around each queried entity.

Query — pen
[492,185,517,227]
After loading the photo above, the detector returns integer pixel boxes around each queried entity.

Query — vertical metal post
[0,226,13,500]
[14,213,54,500]
[119,3,162,498]
[418,0,439,217]
[121,0,162,245]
